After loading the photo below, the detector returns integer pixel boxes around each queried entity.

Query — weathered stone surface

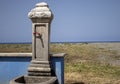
[34,23,49,61]
[0,53,66,57]
[28,2,53,20]
[10,75,58,84]
[24,76,57,84]
[28,60,51,76]
[28,67,51,72]
[10,2,58,84]
[0,53,32,57]
[28,1,53,77]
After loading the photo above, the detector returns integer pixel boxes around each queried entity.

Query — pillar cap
[28,2,53,20]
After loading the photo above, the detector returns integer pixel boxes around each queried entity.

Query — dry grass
[0,44,32,52]
[65,63,120,84]
[65,72,120,84]
[50,43,120,84]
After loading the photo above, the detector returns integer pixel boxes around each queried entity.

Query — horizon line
[0,41,120,44]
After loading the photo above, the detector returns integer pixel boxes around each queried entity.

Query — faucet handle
[33,32,41,36]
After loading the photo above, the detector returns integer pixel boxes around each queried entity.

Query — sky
[0,0,120,42]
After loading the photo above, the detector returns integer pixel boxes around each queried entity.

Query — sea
[0,41,120,44]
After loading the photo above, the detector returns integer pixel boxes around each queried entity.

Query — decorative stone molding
[28,2,53,20]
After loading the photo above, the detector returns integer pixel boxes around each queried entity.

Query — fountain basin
[10,76,25,84]
[0,53,65,84]
[10,75,58,84]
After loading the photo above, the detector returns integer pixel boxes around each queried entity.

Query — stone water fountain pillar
[24,2,57,84]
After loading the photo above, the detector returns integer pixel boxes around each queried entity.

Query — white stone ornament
[28,2,53,19]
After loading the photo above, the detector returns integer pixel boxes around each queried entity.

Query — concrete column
[28,2,53,76]
[10,2,57,84]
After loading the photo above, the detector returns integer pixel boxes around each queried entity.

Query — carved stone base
[28,60,51,76]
